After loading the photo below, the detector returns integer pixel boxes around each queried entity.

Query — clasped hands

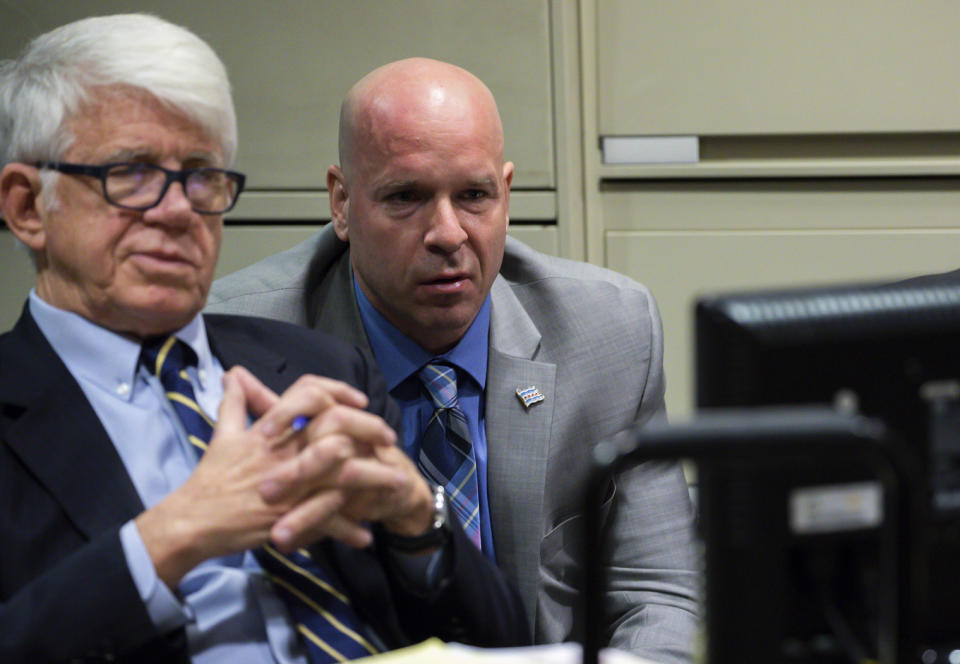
[137,366,435,588]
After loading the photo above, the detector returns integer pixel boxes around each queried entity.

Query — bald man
[209,58,699,663]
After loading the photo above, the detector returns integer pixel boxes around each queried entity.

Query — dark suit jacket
[0,307,528,663]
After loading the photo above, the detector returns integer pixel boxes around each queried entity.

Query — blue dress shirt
[353,279,497,562]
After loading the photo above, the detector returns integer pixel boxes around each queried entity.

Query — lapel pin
[516,385,545,409]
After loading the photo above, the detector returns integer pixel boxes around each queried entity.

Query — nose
[142,179,194,226]
[424,197,468,253]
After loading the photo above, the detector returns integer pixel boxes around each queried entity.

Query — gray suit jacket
[208,226,699,663]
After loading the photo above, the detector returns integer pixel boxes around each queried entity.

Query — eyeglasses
[35,161,246,214]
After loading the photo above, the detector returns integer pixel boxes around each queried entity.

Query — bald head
[338,58,505,181]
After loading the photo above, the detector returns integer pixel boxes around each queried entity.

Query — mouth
[130,249,196,270]
[420,273,471,295]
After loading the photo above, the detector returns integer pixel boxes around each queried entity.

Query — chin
[418,316,474,352]
[122,294,204,336]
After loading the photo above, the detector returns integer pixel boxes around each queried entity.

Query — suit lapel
[305,229,371,349]
[0,310,143,537]
[205,315,290,393]
[485,277,555,625]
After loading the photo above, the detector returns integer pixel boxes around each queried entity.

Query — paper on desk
[354,638,661,664]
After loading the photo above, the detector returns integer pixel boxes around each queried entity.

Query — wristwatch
[381,484,450,553]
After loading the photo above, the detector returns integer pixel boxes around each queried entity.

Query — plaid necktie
[417,362,482,549]
[141,335,378,663]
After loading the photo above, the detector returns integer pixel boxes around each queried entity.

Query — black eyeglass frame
[34,161,247,214]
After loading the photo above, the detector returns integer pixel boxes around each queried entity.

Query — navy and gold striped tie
[141,335,378,663]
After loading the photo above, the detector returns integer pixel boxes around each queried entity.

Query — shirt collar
[29,290,215,400]
[352,276,489,391]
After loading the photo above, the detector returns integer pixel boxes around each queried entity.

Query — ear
[502,161,514,228]
[327,164,350,242]
[0,163,47,252]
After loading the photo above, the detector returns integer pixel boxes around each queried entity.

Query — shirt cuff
[120,520,191,633]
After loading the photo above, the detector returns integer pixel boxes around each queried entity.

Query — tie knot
[418,362,459,409]
[141,335,198,383]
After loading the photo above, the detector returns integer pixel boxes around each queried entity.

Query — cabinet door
[1,1,553,190]
[597,0,960,136]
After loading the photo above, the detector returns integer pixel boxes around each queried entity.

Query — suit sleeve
[372,516,532,648]
[603,288,701,664]
[0,516,186,663]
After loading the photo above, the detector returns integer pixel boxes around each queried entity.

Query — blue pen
[269,414,309,450]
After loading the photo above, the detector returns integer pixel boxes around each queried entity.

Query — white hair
[0,13,238,170]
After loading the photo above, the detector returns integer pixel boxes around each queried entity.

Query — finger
[230,365,280,418]
[333,457,407,493]
[261,415,310,457]
[213,371,248,436]
[259,407,396,500]
[312,514,373,550]
[372,441,416,467]
[340,487,393,523]
[259,433,356,503]
[260,412,400,504]
[253,375,369,439]
[269,487,344,550]
[304,404,397,452]
[271,494,373,551]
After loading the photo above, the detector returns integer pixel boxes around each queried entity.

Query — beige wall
[2,0,958,420]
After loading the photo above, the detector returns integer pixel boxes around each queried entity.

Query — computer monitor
[695,274,960,662]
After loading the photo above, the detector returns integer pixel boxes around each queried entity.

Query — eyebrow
[375,179,419,192]
[103,148,221,166]
[464,177,499,190]
[104,148,153,162]
[373,176,500,195]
